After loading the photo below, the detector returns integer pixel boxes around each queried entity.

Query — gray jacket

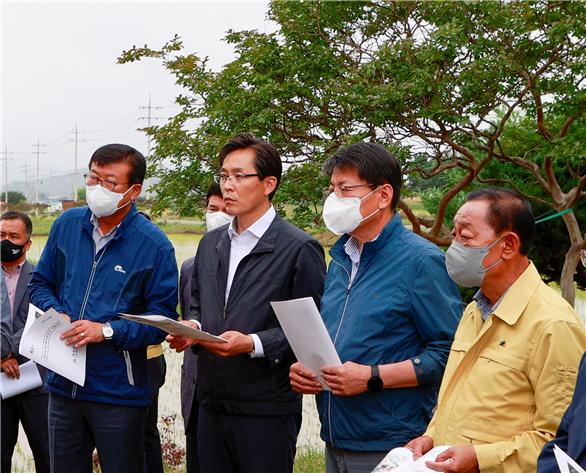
[180,256,198,429]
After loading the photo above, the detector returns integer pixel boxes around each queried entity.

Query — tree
[6,191,26,204]
[118,1,586,304]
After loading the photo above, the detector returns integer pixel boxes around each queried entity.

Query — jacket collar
[490,262,542,326]
[12,260,33,316]
[329,212,404,262]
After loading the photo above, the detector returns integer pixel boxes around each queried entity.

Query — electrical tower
[69,122,85,201]
[31,138,47,204]
[139,93,163,157]
[0,146,16,204]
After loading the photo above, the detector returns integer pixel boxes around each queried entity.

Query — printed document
[554,445,585,473]
[19,307,86,386]
[119,314,227,343]
[372,446,451,472]
[0,360,43,399]
[270,297,341,390]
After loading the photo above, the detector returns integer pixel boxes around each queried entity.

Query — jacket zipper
[72,241,107,398]
[327,257,353,448]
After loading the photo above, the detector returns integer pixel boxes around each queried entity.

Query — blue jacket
[29,205,178,406]
[538,351,586,471]
[316,213,462,451]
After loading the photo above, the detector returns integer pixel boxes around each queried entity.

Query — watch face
[103,326,114,338]
[368,376,384,393]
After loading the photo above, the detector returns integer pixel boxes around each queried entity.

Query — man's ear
[501,232,521,260]
[378,184,393,209]
[129,184,142,202]
[263,176,277,198]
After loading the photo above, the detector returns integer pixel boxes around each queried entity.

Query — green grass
[295,447,326,473]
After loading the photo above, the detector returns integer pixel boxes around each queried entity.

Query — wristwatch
[102,322,114,340]
[367,365,384,393]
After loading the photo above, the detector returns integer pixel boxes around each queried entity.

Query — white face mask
[322,186,381,236]
[205,211,232,232]
[86,184,134,218]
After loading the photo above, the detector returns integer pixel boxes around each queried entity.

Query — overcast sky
[1,0,274,187]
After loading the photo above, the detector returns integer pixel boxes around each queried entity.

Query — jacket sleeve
[179,258,194,319]
[256,239,326,368]
[473,320,585,473]
[408,249,463,386]
[1,274,12,358]
[28,218,66,314]
[537,352,586,473]
[109,244,179,349]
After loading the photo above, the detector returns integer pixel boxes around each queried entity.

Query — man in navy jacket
[290,142,462,473]
[29,144,178,473]
[537,351,586,471]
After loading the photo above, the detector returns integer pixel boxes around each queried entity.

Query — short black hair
[1,211,33,239]
[466,188,535,255]
[219,133,282,200]
[323,142,402,209]
[205,182,223,205]
[89,144,146,185]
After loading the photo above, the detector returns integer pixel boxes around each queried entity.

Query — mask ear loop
[483,233,508,272]
[358,185,383,223]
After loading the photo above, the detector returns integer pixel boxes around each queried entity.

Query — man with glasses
[167,133,326,473]
[29,144,178,473]
[290,142,462,473]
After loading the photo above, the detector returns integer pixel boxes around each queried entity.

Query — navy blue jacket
[317,213,462,451]
[538,351,586,471]
[29,205,178,406]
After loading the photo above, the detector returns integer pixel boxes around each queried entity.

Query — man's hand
[320,361,370,396]
[405,435,434,460]
[290,362,323,394]
[197,331,253,358]
[166,320,200,353]
[425,446,479,473]
[61,320,105,348]
[1,355,20,379]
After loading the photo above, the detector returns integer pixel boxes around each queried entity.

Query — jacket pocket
[458,423,510,444]
[123,351,135,386]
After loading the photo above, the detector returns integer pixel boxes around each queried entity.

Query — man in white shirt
[168,133,326,473]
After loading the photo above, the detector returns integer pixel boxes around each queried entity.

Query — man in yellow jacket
[407,188,585,473]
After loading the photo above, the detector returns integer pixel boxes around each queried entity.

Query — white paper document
[19,307,86,386]
[0,360,43,399]
[372,446,451,472]
[119,314,227,343]
[270,297,341,390]
[554,445,586,473]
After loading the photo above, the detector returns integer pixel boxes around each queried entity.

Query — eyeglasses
[217,173,260,184]
[322,183,375,199]
[84,173,129,192]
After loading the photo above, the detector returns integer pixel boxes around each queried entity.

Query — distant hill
[8,170,158,203]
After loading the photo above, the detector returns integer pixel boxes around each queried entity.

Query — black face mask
[1,239,26,262]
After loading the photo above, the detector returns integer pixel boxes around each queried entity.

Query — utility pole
[69,123,85,201]
[31,138,46,205]
[139,93,163,158]
[22,163,31,202]
[0,146,15,205]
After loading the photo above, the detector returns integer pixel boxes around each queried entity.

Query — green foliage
[6,191,26,204]
[117,1,586,260]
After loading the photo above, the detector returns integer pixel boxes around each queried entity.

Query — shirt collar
[2,262,23,274]
[90,213,120,237]
[227,205,276,240]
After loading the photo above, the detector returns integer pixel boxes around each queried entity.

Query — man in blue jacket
[290,142,462,473]
[29,144,178,473]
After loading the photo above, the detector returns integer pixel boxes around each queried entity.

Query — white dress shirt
[225,205,276,358]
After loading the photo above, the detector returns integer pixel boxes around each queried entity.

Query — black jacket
[188,214,326,416]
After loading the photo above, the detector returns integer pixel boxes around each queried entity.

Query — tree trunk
[559,211,584,307]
